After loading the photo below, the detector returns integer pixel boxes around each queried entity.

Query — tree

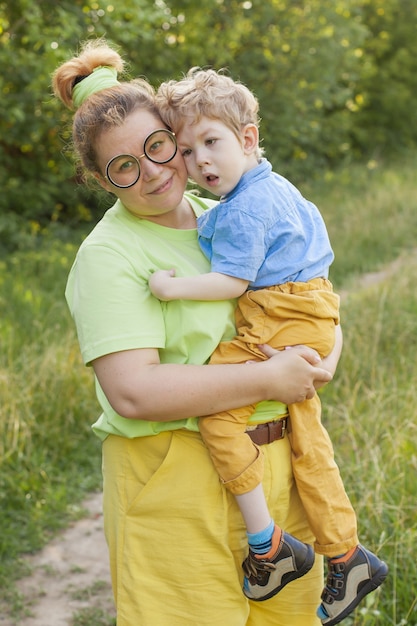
[0,0,415,248]
[141,0,370,177]
[352,0,417,155]
[0,0,172,249]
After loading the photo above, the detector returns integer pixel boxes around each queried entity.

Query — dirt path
[0,492,116,626]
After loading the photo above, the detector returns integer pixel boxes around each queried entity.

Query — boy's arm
[149,268,249,301]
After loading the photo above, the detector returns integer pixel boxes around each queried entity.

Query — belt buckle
[268,417,287,443]
[267,417,286,443]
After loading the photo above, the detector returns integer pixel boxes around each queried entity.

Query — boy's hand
[149,269,176,301]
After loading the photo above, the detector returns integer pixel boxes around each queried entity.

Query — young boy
[149,68,387,626]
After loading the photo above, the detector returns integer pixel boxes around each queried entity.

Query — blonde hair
[52,39,159,179]
[156,68,263,159]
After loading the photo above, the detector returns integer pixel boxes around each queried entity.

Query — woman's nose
[140,157,164,180]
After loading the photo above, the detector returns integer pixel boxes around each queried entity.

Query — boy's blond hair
[156,68,263,159]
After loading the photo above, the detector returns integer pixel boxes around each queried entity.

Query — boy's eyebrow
[176,139,192,150]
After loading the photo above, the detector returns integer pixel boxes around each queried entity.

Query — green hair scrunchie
[72,66,120,108]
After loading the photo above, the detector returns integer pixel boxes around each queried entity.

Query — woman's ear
[93,171,113,192]
[242,123,259,155]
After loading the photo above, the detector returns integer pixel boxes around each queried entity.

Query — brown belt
[246,417,288,446]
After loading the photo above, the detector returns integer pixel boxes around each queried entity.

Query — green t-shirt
[66,193,287,441]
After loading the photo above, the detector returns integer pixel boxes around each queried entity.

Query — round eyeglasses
[105,129,177,188]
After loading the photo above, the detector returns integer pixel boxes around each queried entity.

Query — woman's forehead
[98,109,165,156]
[108,109,163,140]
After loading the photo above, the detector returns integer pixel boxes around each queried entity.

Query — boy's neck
[243,155,262,175]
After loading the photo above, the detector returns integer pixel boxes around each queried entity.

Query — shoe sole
[321,561,389,626]
[247,544,315,602]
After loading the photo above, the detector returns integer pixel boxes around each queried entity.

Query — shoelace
[243,553,277,579]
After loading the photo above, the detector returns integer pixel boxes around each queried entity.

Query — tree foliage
[352,0,417,152]
[0,0,416,248]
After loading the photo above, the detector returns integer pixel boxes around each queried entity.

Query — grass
[69,580,111,602]
[0,237,103,598]
[1,153,417,624]
[72,607,116,626]
[301,154,417,288]
[70,581,116,626]
[319,256,417,624]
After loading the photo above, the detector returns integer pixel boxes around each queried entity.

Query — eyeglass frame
[104,128,178,189]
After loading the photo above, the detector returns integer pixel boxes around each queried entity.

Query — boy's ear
[242,123,259,154]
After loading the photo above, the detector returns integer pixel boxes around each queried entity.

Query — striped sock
[247,519,276,555]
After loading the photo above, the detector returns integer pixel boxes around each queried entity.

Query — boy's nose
[197,150,210,167]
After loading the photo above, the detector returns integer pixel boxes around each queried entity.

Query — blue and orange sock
[247,519,278,555]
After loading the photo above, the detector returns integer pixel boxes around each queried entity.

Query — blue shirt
[197,159,334,288]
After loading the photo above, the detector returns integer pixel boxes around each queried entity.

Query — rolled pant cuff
[314,533,359,558]
[221,446,265,495]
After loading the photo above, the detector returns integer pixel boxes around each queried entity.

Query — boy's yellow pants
[200,278,358,556]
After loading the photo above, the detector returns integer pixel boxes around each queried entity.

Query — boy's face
[177,116,257,197]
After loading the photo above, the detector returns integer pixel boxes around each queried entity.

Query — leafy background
[1,0,417,249]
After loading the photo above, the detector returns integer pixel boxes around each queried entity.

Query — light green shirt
[66,193,287,441]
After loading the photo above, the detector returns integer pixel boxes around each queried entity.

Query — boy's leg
[288,397,388,625]
[288,395,358,558]
[232,280,340,357]
[199,404,314,603]
[199,406,264,492]
[247,435,323,626]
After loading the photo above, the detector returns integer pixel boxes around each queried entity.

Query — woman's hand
[257,323,343,399]
[257,344,332,404]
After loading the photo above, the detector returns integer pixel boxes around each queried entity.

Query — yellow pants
[199,278,358,556]
[102,430,323,625]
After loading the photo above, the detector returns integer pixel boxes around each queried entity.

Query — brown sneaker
[242,526,315,601]
[317,545,388,625]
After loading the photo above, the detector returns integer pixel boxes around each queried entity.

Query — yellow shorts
[102,429,323,626]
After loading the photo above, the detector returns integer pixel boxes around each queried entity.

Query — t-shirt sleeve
[65,243,166,365]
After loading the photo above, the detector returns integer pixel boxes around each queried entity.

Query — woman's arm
[92,345,332,422]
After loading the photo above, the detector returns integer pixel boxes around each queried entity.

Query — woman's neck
[144,197,197,230]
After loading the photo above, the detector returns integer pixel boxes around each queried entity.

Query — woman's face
[95,108,189,221]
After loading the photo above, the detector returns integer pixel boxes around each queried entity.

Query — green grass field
[1,154,416,624]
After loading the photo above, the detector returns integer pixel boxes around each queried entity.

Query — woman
[52,40,340,626]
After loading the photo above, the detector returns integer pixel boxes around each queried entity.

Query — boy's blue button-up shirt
[197,159,334,289]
